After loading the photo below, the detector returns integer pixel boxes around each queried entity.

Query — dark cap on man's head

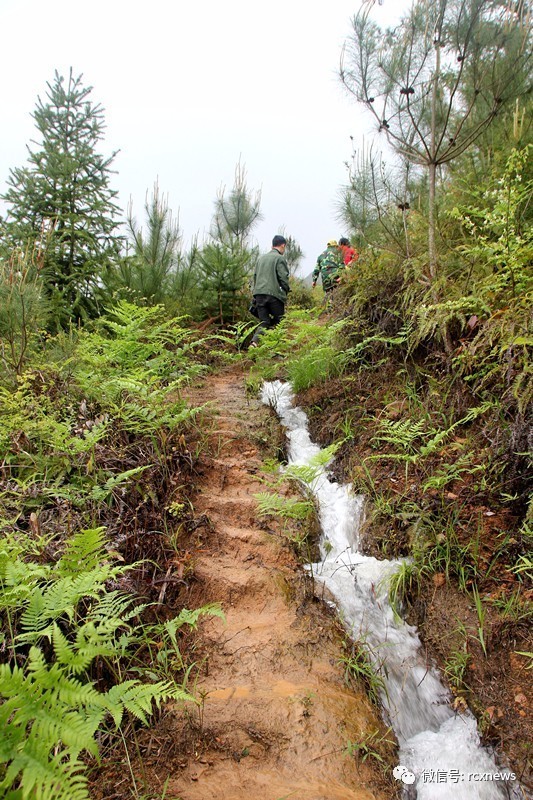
[272,235,287,248]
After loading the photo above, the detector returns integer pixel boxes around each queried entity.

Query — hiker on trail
[312,240,344,293]
[339,237,358,267]
[250,234,290,347]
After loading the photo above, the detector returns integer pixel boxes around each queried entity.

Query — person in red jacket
[339,237,358,266]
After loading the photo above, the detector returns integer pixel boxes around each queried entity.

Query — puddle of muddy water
[262,380,524,800]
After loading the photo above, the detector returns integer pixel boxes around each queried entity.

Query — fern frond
[17,566,130,643]
[419,402,493,457]
[254,491,314,521]
[88,467,150,503]
[104,679,194,727]
[151,604,225,671]
[84,589,144,627]
[56,528,109,576]
[0,661,100,759]
[18,580,87,640]
[170,603,225,631]
[283,441,342,487]
[372,418,429,453]
[0,736,89,800]
[0,558,50,611]
[51,624,117,674]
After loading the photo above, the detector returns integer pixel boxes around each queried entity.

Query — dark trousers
[251,294,285,343]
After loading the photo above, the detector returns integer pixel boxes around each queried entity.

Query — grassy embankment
[245,148,532,784]
[0,301,228,799]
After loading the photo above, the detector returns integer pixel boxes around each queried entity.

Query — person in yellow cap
[312,240,344,293]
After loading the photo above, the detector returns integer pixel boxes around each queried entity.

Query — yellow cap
[327,239,338,246]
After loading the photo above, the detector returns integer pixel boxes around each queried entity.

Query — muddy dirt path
[165,365,396,800]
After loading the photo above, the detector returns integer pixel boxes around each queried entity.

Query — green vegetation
[244,6,531,768]
[340,0,531,289]
[0,527,222,800]
[443,624,471,693]
[0,3,531,790]
[253,437,344,557]
[0,301,222,798]
[387,559,427,620]
[344,728,396,767]
[340,641,387,707]
[1,69,122,330]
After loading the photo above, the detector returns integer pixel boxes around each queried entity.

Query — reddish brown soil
[155,365,399,800]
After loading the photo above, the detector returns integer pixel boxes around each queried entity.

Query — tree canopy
[1,69,122,328]
[341,0,532,284]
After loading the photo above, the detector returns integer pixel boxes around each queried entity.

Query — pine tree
[337,139,421,259]
[197,161,262,322]
[1,69,122,328]
[196,242,251,323]
[277,226,304,276]
[210,161,262,248]
[119,181,183,305]
[341,0,532,290]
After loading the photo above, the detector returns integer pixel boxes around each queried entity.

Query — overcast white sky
[1,0,409,276]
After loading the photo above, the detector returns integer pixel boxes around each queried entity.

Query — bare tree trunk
[402,209,411,260]
[428,160,437,288]
[428,34,439,291]
[431,32,453,355]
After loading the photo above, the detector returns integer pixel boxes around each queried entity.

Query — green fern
[347,327,409,358]
[0,651,192,800]
[103,679,191,726]
[414,296,491,349]
[254,491,314,522]
[369,403,493,464]
[0,558,49,612]
[283,442,342,487]
[422,453,484,491]
[418,402,493,457]
[56,527,110,576]
[18,570,120,640]
[0,526,206,800]
[371,418,429,454]
[168,603,225,631]
[50,623,120,674]
[88,468,150,503]
[0,736,89,800]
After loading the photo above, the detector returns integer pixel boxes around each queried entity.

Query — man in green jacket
[250,235,290,346]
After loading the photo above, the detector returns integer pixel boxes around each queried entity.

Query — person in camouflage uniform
[312,240,344,292]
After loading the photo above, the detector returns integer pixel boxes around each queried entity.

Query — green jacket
[252,248,290,302]
[312,246,344,291]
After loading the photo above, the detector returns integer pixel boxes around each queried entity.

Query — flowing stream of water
[262,380,524,800]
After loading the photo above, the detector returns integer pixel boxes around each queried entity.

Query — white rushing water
[262,380,524,800]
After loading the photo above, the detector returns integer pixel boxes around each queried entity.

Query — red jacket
[340,244,358,265]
